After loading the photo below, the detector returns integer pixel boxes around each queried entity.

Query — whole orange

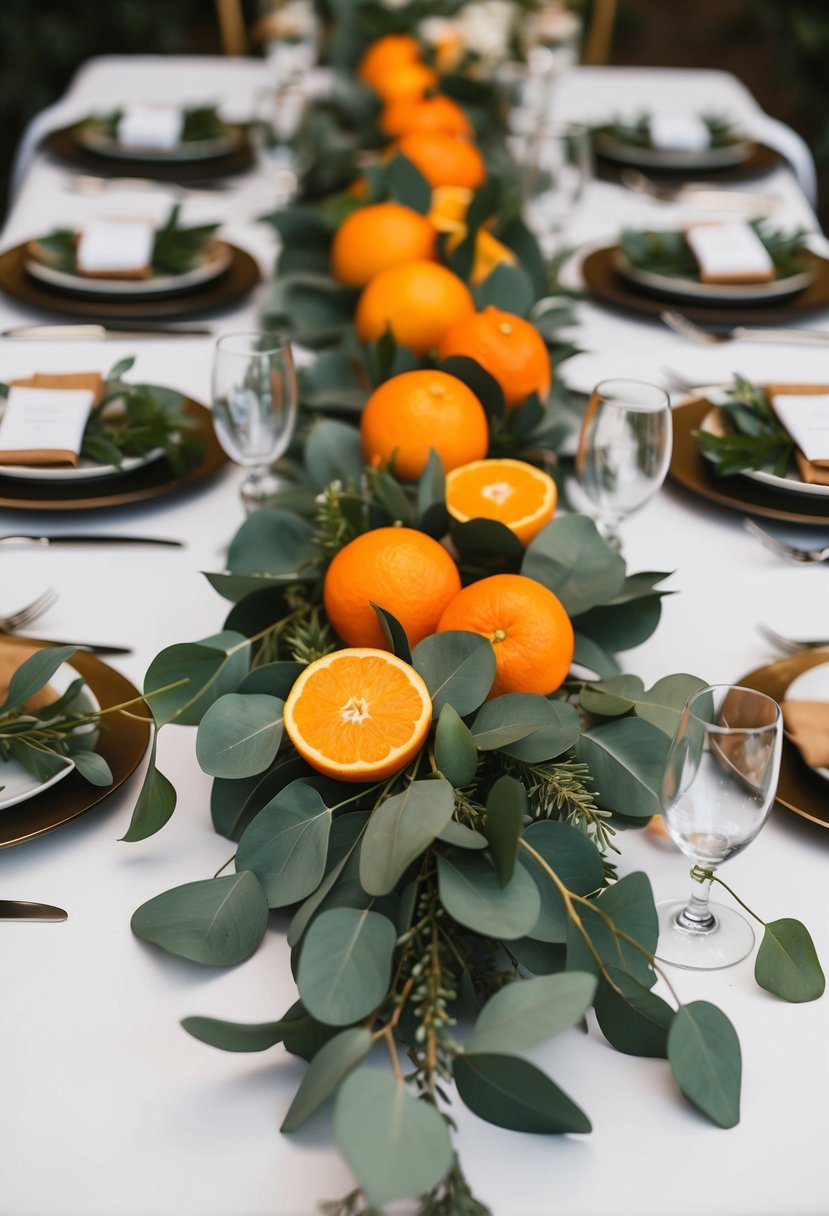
[361,369,489,481]
[437,306,551,410]
[324,526,462,649]
[374,60,438,103]
[381,94,473,139]
[331,202,437,287]
[437,573,574,697]
[358,35,421,88]
[355,260,475,355]
[396,131,486,189]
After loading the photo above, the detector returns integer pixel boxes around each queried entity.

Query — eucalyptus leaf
[471,693,579,762]
[413,630,496,716]
[437,850,541,940]
[566,872,658,987]
[508,937,567,975]
[474,261,535,316]
[143,631,250,727]
[467,972,597,1053]
[211,755,310,841]
[333,1068,453,1206]
[438,355,505,421]
[235,782,332,907]
[182,1007,308,1052]
[667,1001,741,1129]
[238,661,304,699]
[305,419,365,488]
[576,717,670,818]
[594,967,674,1057]
[754,918,826,1003]
[0,645,77,714]
[371,603,411,662]
[454,1053,591,1133]
[450,517,523,567]
[484,775,527,887]
[130,871,268,965]
[437,819,488,850]
[434,703,479,788]
[226,509,317,576]
[580,675,645,719]
[572,632,622,679]
[297,907,397,1024]
[282,1027,374,1131]
[70,749,113,786]
[522,516,626,616]
[195,693,284,778]
[360,777,454,896]
[120,735,177,842]
[574,593,664,653]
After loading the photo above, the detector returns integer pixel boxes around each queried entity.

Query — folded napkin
[0,639,58,712]
[766,383,829,486]
[0,372,102,467]
[686,222,775,285]
[116,103,184,150]
[75,217,155,280]
[782,699,829,769]
[649,114,711,152]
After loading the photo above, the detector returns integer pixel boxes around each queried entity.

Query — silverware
[0,534,183,548]
[620,168,779,214]
[743,517,829,564]
[0,588,58,632]
[660,309,829,347]
[4,634,133,656]
[757,621,829,654]
[0,900,67,922]
[1,324,213,340]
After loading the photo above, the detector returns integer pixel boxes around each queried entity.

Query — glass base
[655,898,755,970]
[240,467,286,514]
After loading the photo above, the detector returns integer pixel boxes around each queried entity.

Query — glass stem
[676,872,716,934]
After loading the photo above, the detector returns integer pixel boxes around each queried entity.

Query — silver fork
[660,308,829,347]
[743,518,829,564]
[756,621,829,653]
[0,588,59,632]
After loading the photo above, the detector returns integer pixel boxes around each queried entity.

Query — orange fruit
[283,648,432,782]
[429,185,473,233]
[437,306,551,411]
[358,35,421,89]
[445,228,517,285]
[331,202,437,287]
[437,573,574,698]
[324,526,462,649]
[380,94,473,139]
[374,61,438,103]
[355,259,475,355]
[396,131,486,190]
[445,458,557,545]
[361,369,488,481]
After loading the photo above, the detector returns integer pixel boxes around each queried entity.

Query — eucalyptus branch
[691,865,765,924]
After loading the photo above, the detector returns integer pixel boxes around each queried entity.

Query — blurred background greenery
[0,0,827,223]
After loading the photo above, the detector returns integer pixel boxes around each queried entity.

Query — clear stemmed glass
[514,121,592,262]
[656,684,783,970]
[211,331,298,514]
[574,378,672,546]
[251,82,309,205]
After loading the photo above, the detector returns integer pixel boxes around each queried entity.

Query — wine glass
[656,684,783,970]
[251,82,309,205]
[514,121,591,261]
[520,3,583,117]
[211,332,298,514]
[574,378,672,547]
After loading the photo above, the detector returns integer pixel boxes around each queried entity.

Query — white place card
[685,222,775,283]
[771,393,829,462]
[0,386,94,458]
[76,218,155,275]
[117,103,184,149]
[649,114,711,151]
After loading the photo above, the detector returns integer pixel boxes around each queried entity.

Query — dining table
[1,52,827,1216]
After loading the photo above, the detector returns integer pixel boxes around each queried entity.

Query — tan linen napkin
[766,382,829,487]
[0,372,102,467]
[782,699,829,769]
[0,639,58,712]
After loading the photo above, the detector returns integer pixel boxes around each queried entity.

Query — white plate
[24,240,232,298]
[0,660,100,811]
[614,251,815,305]
[594,131,754,171]
[697,399,829,500]
[0,448,163,483]
[76,124,243,162]
[785,662,829,782]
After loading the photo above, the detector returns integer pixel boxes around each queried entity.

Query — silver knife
[22,637,133,656]
[0,535,183,547]
[0,900,67,922]
[1,324,213,340]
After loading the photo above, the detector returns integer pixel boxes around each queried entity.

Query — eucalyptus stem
[691,865,766,926]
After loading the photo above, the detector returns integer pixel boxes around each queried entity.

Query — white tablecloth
[1,57,827,1216]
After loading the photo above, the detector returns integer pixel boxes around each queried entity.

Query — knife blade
[0,534,183,547]
[0,900,67,922]
[4,634,133,656]
[0,324,213,340]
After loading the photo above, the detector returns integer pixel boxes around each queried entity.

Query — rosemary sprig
[693,373,795,477]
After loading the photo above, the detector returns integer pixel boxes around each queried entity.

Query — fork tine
[0,587,59,631]
[756,622,804,653]
[742,518,819,563]
[659,309,722,345]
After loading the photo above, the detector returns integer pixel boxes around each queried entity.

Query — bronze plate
[581,244,829,327]
[0,396,228,511]
[740,651,829,828]
[595,140,781,184]
[45,122,255,181]
[0,241,260,322]
[0,641,151,848]
[669,397,829,525]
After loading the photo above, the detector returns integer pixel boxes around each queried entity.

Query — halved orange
[445,458,557,545]
[283,648,432,781]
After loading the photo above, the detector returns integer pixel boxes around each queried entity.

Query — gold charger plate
[45,122,255,181]
[581,244,829,327]
[0,396,228,511]
[0,241,260,322]
[0,641,151,848]
[739,650,829,828]
[669,397,829,525]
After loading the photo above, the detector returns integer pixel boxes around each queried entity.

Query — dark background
[1,0,827,224]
